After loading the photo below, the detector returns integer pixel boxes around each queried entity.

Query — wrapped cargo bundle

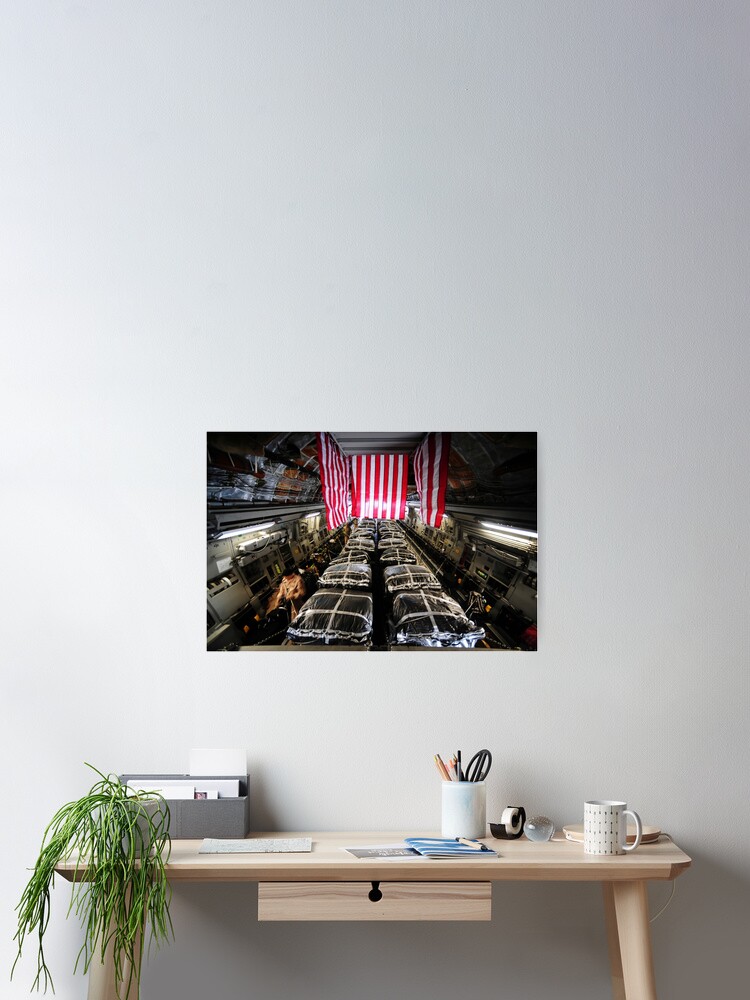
[377,534,405,549]
[318,562,372,590]
[350,526,375,535]
[383,564,442,593]
[348,535,375,551]
[287,589,373,646]
[329,550,371,565]
[380,547,417,565]
[379,541,412,555]
[389,590,486,648]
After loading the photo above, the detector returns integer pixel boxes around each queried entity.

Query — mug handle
[622,809,642,852]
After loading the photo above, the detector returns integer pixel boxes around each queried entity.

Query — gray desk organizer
[120,774,250,840]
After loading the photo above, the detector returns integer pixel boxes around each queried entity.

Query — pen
[457,750,463,782]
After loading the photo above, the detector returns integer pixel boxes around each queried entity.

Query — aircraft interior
[207,432,537,651]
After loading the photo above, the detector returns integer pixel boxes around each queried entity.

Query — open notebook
[404,838,497,858]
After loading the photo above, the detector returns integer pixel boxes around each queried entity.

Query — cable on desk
[650,833,677,923]
[650,881,676,923]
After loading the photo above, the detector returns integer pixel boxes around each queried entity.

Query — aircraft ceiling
[207,432,536,526]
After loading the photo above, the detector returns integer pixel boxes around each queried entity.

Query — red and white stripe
[317,432,350,529]
[351,453,408,520]
[413,432,451,527]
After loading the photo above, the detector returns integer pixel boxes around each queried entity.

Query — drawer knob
[368,881,383,903]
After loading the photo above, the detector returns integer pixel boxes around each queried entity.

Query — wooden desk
[56,831,691,1000]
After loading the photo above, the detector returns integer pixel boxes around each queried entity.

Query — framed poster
[207,432,536,651]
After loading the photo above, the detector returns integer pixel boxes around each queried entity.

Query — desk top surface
[56,831,691,883]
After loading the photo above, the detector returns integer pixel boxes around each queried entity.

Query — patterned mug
[584,800,642,855]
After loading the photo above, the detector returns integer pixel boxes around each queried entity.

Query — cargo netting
[389,590,485,648]
[318,562,372,590]
[287,589,374,645]
[383,564,442,593]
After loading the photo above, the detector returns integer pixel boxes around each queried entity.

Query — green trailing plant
[13,764,173,998]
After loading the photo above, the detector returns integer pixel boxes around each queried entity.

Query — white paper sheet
[199,838,312,854]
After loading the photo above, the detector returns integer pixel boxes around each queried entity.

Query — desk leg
[87,930,141,1000]
[602,883,626,1000]
[610,881,657,1000]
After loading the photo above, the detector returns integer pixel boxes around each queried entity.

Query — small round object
[524,815,555,842]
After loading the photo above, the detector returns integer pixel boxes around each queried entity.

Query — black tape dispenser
[490,806,526,840]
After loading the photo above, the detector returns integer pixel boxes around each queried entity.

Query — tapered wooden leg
[611,881,657,1000]
[87,929,142,1000]
[602,883,626,1000]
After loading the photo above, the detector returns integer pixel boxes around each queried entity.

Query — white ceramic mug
[441,781,486,839]
[583,800,642,855]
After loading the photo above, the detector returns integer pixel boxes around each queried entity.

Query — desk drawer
[257,881,491,921]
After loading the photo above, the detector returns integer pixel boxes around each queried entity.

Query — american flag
[317,432,350,529]
[351,453,408,520]
[413,432,451,527]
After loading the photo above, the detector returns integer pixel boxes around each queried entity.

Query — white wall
[2,3,748,997]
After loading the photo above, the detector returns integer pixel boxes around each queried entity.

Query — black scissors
[464,749,492,783]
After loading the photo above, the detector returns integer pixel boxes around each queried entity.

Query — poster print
[207,433,537,651]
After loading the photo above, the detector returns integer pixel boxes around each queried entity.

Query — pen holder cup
[441,781,487,840]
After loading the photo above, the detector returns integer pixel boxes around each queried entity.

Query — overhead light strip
[486,532,532,548]
[216,521,276,539]
[480,521,538,539]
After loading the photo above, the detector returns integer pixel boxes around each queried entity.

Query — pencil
[434,754,451,781]
[437,754,452,781]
